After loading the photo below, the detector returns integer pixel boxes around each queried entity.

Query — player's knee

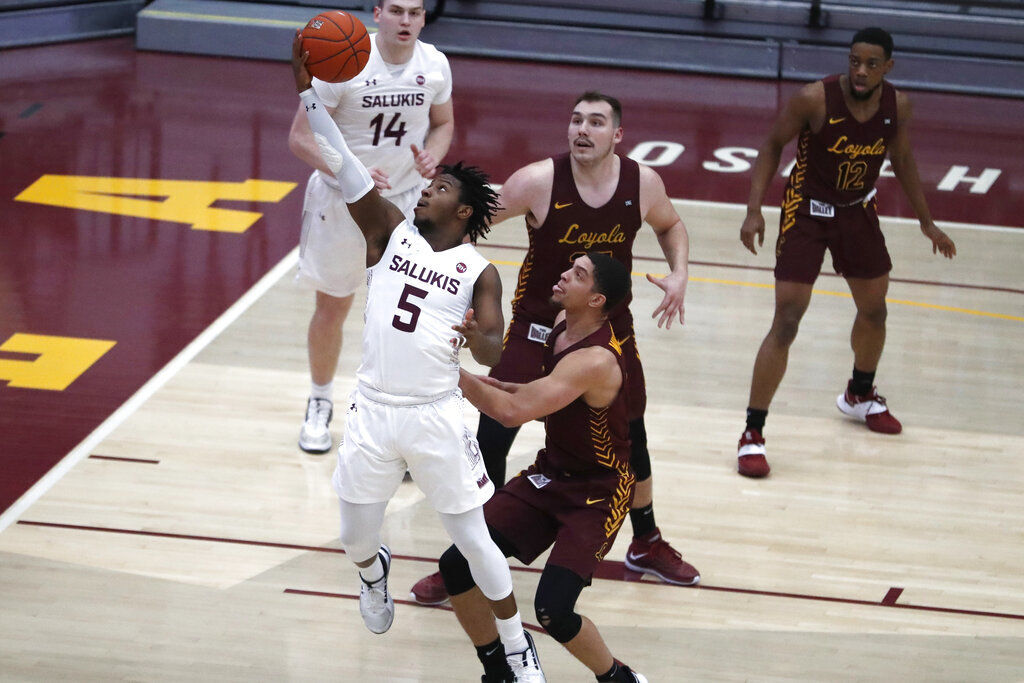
[534,566,585,643]
[770,314,802,346]
[438,544,477,597]
[628,418,652,481]
[534,599,582,644]
[315,293,354,324]
[857,303,888,327]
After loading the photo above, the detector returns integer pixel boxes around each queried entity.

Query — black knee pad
[629,417,652,481]
[438,544,476,596]
[534,564,585,643]
[477,413,520,485]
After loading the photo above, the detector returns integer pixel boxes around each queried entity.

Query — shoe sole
[623,558,700,586]
[409,592,449,606]
[298,439,332,454]
[835,395,902,434]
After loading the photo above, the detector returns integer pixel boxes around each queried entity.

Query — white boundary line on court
[0,247,301,533]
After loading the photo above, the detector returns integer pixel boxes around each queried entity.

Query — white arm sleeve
[298,88,374,202]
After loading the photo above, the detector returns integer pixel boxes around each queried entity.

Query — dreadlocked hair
[439,161,500,243]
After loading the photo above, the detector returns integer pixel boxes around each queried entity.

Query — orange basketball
[300,11,371,83]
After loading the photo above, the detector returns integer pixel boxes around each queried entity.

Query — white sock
[310,380,333,402]
[495,612,528,654]
[359,555,384,584]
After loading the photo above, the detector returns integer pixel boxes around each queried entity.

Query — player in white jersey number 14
[291,0,455,454]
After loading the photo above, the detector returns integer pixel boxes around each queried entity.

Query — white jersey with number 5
[311,33,452,198]
[357,221,489,399]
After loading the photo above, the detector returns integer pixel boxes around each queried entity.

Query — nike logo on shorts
[585,497,605,505]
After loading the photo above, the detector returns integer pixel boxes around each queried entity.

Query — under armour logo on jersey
[884,118,892,124]
[625,200,633,206]
[401,238,411,247]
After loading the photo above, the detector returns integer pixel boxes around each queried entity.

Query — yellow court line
[487,259,1023,322]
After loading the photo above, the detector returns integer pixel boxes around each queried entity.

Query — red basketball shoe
[624,528,700,586]
[410,571,449,606]
[737,428,770,478]
[837,381,902,434]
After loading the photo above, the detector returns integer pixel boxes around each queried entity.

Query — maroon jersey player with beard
[736,27,956,478]
[412,91,698,607]
[441,253,650,683]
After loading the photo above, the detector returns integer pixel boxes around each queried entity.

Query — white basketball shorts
[296,172,427,298]
[332,386,495,515]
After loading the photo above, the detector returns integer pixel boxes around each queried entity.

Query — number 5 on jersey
[393,284,428,331]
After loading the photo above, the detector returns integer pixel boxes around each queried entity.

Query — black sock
[745,407,768,433]
[851,367,875,396]
[629,503,656,539]
[476,637,510,680]
[597,660,636,682]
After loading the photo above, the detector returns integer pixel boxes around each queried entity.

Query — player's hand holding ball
[291,30,313,93]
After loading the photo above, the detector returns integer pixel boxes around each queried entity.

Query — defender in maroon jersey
[737,27,957,478]
[440,253,649,683]
[411,91,697,606]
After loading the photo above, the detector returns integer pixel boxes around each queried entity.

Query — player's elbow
[287,131,307,161]
[472,344,502,369]
[489,402,530,429]
[494,411,526,429]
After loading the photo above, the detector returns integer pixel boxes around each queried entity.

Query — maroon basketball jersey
[536,319,632,478]
[507,153,642,338]
[782,75,897,230]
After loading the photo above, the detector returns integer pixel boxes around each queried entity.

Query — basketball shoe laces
[650,537,682,564]
[852,387,886,406]
[362,575,388,611]
[306,398,331,429]
[508,642,541,680]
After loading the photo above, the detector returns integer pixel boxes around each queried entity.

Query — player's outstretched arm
[740,82,822,255]
[459,346,616,427]
[452,265,504,366]
[291,31,403,265]
[640,166,689,329]
[889,93,956,259]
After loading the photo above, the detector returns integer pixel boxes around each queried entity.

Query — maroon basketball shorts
[774,199,893,284]
[483,463,631,581]
[490,323,647,421]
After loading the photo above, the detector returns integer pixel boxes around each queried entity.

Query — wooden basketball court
[1,38,1022,681]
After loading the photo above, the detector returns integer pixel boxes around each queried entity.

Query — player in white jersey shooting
[290,0,456,454]
[290,34,545,683]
